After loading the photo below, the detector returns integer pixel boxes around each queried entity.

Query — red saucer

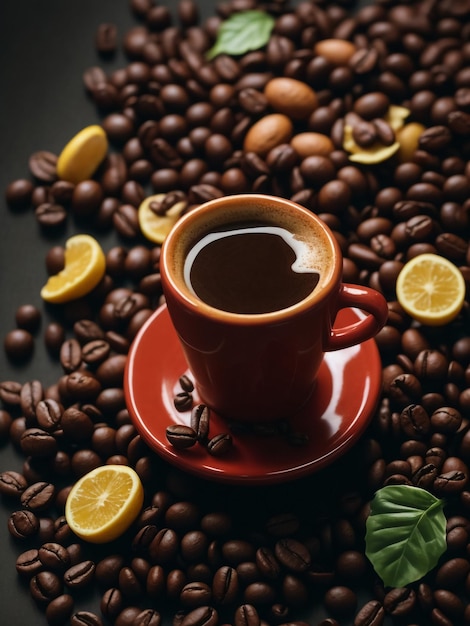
[124,305,382,485]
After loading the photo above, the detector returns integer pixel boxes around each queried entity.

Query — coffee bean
[95,555,125,588]
[45,594,75,626]
[70,611,103,626]
[30,570,63,604]
[36,398,63,432]
[20,481,55,511]
[35,202,67,228]
[0,470,28,498]
[399,404,431,438]
[166,424,197,449]
[95,22,117,55]
[16,548,43,577]
[180,606,218,626]
[212,565,239,605]
[8,509,40,539]
[21,427,58,458]
[274,538,311,572]
[4,329,34,362]
[38,542,71,571]
[64,560,96,589]
[354,600,385,626]
[180,582,212,608]
[29,151,58,182]
[173,390,194,412]
[207,432,233,457]
[0,380,22,405]
[149,528,179,564]
[234,604,260,626]
[324,586,357,618]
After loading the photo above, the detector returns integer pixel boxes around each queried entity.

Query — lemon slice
[65,465,144,543]
[40,234,106,303]
[56,125,108,184]
[396,253,466,326]
[138,193,187,244]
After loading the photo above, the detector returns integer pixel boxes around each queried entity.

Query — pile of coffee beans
[2,0,470,624]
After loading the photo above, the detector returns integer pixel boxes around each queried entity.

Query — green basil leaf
[365,485,446,588]
[206,10,275,60]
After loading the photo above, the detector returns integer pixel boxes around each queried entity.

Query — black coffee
[184,222,320,314]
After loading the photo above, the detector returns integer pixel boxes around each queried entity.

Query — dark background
[0,1,377,624]
[0,1,201,622]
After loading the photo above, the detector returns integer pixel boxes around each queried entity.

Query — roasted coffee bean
[82,339,111,365]
[234,604,260,626]
[134,608,162,626]
[20,427,58,457]
[20,379,44,421]
[119,565,143,599]
[166,424,197,449]
[65,371,102,401]
[38,542,71,571]
[70,611,103,626]
[35,202,67,228]
[45,594,75,626]
[8,509,40,539]
[174,391,193,412]
[95,555,125,588]
[164,501,200,532]
[0,380,22,405]
[222,540,256,566]
[29,151,57,182]
[16,548,43,577]
[353,600,385,626]
[36,398,63,432]
[324,586,357,618]
[30,570,63,604]
[274,538,311,572]
[149,528,179,564]
[400,404,431,438]
[64,560,96,589]
[180,606,218,626]
[20,481,55,511]
[180,581,212,607]
[434,469,468,495]
[100,587,123,620]
[255,547,281,579]
[212,565,239,605]
[61,406,94,441]
[0,470,28,497]
[435,557,470,588]
[73,319,105,343]
[383,587,416,617]
[95,22,117,55]
[207,432,233,457]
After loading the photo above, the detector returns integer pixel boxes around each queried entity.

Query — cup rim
[161,193,343,325]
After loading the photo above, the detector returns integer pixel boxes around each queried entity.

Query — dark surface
[0,1,175,622]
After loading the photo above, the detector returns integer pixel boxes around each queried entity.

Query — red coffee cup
[161,194,388,422]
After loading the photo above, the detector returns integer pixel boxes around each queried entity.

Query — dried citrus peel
[343,105,412,164]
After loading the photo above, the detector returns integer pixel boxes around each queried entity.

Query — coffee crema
[183,222,320,314]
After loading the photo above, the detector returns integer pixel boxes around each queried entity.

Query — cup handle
[326,283,389,351]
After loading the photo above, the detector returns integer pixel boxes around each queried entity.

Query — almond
[314,39,357,66]
[243,114,293,157]
[264,78,318,120]
[291,132,335,158]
